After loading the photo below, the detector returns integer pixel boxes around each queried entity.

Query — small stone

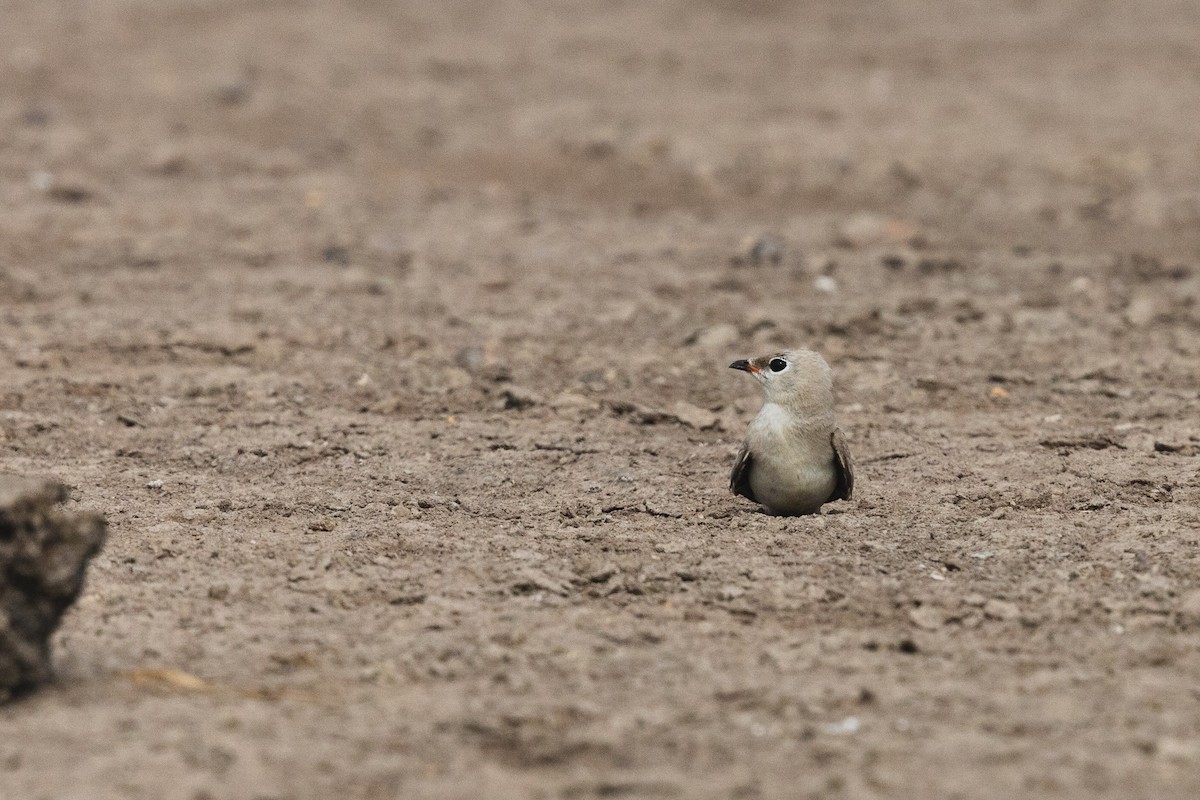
[500,386,539,410]
[813,275,838,294]
[733,234,784,267]
[835,212,888,248]
[550,392,599,412]
[29,170,54,192]
[822,716,860,736]
[718,585,746,601]
[983,599,1020,621]
[835,213,920,248]
[146,479,164,489]
[1125,294,1158,327]
[960,611,984,629]
[616,402,672,425]
[1122,433,1157,453]
[670,401,719,430]
[687,323,740,350]
[454,345,488,372]
[578,561,617,583]
[515,567,571,596]
[909,606,943,630]
[309,518,336,532]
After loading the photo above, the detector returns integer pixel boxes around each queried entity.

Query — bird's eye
[768,358,787,372]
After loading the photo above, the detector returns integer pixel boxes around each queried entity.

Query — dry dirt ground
[2,1,1200,798]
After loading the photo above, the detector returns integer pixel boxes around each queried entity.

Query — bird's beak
[729,359,760,375]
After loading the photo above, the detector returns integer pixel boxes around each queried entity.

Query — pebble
[909,606,943,630]
[1124,294,1158,327]
[688,323,739,350]
[813,275,838,293]
[983,599,1020,621]
[670,401,720,430]
[550,392,599,412]
[835,212,888,248]
[500,386,539,410]
[578,561,617,583]
[1122,433,1157,453]
[834,212,918,248]
[516,567,571,596]
[823,716,860,735]
[732,234,784,266]
[29,170,53,191]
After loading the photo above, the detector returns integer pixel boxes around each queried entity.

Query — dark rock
[731,234,784,267]
[0,476,106,699]
[500,386,539,410]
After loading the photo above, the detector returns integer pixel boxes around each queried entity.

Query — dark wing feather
[830,427,855,502]
[729,442,757,503]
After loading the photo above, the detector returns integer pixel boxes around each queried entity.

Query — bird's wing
[729,441,758,503]
[830,427,855,502]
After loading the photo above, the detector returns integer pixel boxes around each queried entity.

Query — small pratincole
[728,349,854,515]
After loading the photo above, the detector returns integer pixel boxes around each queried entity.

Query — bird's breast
[746,410,837,515]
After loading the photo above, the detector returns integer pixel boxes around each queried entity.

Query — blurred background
[2,2,1199,798]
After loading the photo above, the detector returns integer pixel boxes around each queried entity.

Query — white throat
[755,402,795,435]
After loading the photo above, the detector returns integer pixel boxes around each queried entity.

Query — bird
[728,349,854,515]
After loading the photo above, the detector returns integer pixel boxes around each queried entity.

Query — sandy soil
[2,1,1200,798]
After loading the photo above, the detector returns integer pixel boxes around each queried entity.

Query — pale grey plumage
[729,349,854,515]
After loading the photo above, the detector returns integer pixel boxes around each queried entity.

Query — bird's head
[729,349,833,404]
